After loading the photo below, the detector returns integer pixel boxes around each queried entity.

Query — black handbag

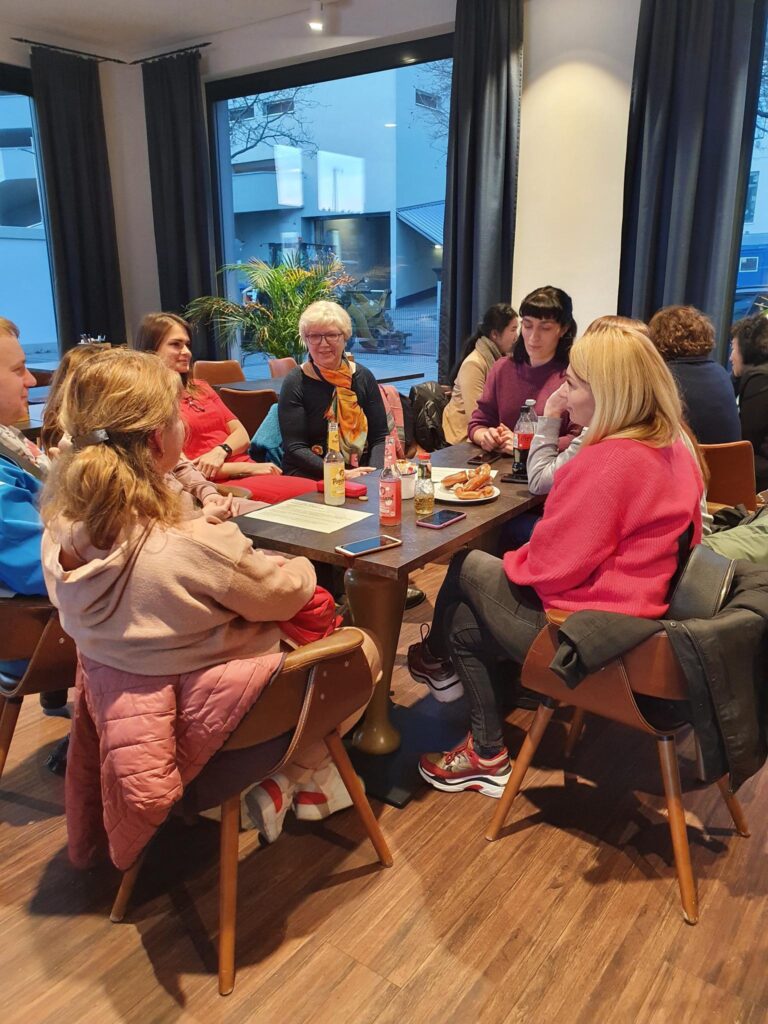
[667,543,735,621]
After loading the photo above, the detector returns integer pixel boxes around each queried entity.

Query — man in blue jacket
[0,317,45,598]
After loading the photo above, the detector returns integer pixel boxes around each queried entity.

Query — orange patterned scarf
[312,357,368,465]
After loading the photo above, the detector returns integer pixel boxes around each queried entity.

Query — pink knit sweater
[504,437,703,617]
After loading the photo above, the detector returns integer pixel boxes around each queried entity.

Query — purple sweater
[468,356,572,440]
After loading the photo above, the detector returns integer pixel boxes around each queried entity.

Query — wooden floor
[3,560,768,1024]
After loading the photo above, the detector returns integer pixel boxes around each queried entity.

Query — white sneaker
[241,772,296,842]
[293,763,357,822]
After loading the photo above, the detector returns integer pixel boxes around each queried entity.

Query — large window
[0,65,57,364]
[208,38,452,382]
[733,28,768,321]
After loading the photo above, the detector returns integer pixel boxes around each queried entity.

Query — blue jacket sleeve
[0,460,46,596]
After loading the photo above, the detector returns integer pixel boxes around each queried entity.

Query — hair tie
[71,429,111,450]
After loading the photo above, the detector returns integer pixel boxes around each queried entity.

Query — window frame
[205,33,454,291]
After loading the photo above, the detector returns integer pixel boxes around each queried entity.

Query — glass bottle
[414,451,435,517]
[323,419,345,506]
[379,435,402,526]
[512,400,536,477]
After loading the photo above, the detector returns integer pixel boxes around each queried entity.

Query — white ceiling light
[308,1,324,32]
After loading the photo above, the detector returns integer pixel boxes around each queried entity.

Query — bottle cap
[418,452,430,460]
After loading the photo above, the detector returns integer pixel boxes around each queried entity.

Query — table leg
[345,568,408,755]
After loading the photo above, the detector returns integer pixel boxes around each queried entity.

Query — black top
[737,363,768,491]
[278,363,389,478]
[667,356,741,445]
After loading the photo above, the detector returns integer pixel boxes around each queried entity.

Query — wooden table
[236,443,541,761]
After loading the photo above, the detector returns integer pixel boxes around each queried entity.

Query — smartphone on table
[499,472,529,484]
[467,450,502,466]
[335,535,402,557]
[416,509,468,530]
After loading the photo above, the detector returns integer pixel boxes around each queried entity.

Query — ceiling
[1,0,315,59]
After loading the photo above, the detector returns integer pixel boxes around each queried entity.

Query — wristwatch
[219,443,233,456]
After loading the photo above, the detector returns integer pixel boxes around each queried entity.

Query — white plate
[434,484,501,505]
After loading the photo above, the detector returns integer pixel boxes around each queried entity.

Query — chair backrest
[219,387,278,438]
[522,626,688,736]
[192,360,245,386]
[0,596,77,698]
[268,357,298,379]
[222,628,371,773]
[700,441,757,511]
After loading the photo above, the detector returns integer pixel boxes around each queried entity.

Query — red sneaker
[419,733,511,798]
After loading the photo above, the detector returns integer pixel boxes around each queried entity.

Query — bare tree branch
[228,86,318,160]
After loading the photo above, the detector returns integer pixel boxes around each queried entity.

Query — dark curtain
[618,0,768,358]
[438,0,523,381]
[142,52,214,358]
[30,47,125,350]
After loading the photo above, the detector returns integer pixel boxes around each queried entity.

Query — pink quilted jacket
[66,650,283,871]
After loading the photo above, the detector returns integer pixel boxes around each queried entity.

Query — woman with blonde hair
[410,320,704,798]
[41,349,378,849]
[278,299,389,478]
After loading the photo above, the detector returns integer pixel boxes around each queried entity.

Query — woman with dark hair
[648,305,740,444]
[731,314,768,490]
[468,286,577,453]
[132,313,317,503]
[442,304,518,444]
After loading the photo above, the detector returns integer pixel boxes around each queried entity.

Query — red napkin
[315,480,368,499]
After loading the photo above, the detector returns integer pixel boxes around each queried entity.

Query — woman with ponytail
[443,303,518,444]
[41,349,380,850]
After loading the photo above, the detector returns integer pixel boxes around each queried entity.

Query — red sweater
[504,437,703,617]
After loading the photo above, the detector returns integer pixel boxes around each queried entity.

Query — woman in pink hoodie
[41,349,379,856]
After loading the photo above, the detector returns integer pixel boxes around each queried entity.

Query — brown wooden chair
[700,441,757,511]
[485,610,749,925]
[219,387,278,437]
[268,356,298,378]
[0,596,77,784]
[192,360,245,386]
[110,627,392,996]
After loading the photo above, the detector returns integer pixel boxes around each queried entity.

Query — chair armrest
[216,484,250,498]
[545,608,572,627]
[282,627,365,673]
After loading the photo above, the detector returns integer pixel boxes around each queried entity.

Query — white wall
[513,0,642,331]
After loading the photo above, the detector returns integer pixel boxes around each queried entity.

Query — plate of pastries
[434,464,500,504]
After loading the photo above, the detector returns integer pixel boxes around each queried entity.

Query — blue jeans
[430,550,547,753]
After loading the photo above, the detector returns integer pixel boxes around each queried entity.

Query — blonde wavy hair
[41,349,183,550]
[299,300,353,344]
[569,319,683,448]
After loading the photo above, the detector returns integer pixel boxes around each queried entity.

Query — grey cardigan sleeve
[527,420,587,495]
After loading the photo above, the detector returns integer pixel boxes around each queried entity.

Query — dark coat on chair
[549,562,768,791]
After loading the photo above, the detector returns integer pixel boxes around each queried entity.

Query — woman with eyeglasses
[133,313,317,502]
[278,300,389,479]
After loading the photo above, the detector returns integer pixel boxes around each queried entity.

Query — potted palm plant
[186,254,351,363]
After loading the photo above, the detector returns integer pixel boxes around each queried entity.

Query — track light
[308,1,324,32]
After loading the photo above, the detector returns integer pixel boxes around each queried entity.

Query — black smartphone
[416,509,468,530]
[467,450,502,466]
[335,535,402,556]
[500,472,529,484]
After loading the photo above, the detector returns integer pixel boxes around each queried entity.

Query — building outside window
[210,42,452,382]
[733,27,768,320]
[0,73,57,364]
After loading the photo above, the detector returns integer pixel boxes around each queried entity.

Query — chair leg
[657,736,698,925]
[218,793,241,997]
[324,729,393,868]
[715,776,750,837]
[0,695,23,783]
[564,707,586,759]
[486,701,557,842]
[110,851,146,923]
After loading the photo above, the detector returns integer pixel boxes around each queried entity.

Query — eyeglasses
[305,332,344,345]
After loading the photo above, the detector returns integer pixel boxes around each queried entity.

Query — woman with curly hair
[731,313,768,490]
[648,305,740,444]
